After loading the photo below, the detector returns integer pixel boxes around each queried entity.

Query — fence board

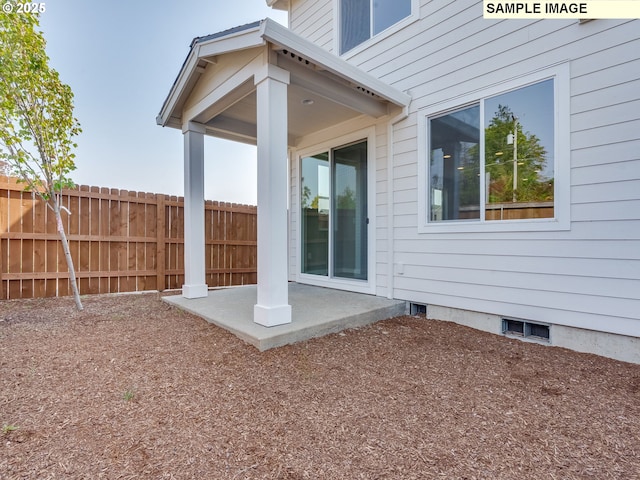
[0,181,6,299]
[21,193,34,298]
[78,185,90,294]
[42,194,55,297]
[99,187,110,293]
[8,188,22,298]
[88,186,100,294]
[155,194,165,291]
[0,175,257,299]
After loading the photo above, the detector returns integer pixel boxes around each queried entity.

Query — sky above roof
[39,1,288,204]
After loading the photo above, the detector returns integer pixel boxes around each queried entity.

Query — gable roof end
[156,21,264,128]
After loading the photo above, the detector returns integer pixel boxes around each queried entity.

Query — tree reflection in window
[484,80,554,220]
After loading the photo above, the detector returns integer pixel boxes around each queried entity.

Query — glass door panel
[333,141,367,280]
[301,153,330,276]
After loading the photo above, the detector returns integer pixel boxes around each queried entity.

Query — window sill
[417,217,570,234]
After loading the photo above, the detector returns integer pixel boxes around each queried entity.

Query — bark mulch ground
[1,292,639,479]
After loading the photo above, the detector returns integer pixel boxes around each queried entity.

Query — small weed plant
[2,424,18,434]
[123,389,135,402]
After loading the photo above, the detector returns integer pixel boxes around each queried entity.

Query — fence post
[156,194,166,291]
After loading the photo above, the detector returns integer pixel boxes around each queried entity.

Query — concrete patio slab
[163,283,407,351]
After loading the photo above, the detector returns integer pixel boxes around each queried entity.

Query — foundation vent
[410,303,427,316]
[502,318,550,343]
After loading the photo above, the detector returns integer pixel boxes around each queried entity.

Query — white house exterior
[158,1,640,363]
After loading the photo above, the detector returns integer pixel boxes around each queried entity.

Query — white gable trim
[196,26,265,59]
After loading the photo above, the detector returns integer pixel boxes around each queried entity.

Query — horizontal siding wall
[353,1,638,336]
[290,0,334,51]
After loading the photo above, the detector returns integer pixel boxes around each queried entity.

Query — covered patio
[164,283,406,351]
[157,19,410,331]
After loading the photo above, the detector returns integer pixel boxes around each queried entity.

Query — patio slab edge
[162,285,407,351]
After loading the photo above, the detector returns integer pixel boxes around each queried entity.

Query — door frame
[293,127,377,295]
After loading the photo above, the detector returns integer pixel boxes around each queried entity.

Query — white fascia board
[197,25,265,59]
[157,49,200,127]
[260,18,411,108]
[265,0,288,10]
[157,23,264,128]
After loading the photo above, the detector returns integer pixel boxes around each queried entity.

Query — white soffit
[260,19,411,108]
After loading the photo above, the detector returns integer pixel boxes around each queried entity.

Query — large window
[340,0,412,54]
[428,79,556,224]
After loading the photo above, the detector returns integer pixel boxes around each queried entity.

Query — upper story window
[340,0,412,54]
[417,64,570,233]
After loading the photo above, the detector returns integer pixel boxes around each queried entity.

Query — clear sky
[38,1,288,205]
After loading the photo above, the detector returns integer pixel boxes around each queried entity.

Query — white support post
[182,121,208,299]
[253,64,292,326]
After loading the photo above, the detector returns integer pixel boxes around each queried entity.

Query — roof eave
[265,0,289,11]
[259,18,411,108]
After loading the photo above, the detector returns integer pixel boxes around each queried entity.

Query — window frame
[335,0,419,57]
[417,63,570,233]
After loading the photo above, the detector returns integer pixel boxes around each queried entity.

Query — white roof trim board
[260,19,411,107]
[265,0,288,10]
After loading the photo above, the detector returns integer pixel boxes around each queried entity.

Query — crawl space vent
[503,318,550,342]
[410,303,427,315]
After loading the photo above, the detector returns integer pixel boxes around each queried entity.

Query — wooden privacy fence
[0,175,257,300]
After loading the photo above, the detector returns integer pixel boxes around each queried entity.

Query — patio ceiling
[157,19,411,147]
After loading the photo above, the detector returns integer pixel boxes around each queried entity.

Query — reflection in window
[333,141,367,281]
[429,105,480,221]
[427,79,555,223]
[301,153,329,276]
[340,0,369,55]
[373,0,412,36]
[484,80,554,220]
[340,0,412,54]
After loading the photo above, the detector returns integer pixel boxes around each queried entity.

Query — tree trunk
[54,201,83,311]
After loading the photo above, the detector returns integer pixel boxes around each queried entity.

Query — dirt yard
[1,292,638,479]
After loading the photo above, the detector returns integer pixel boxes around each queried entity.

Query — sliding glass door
[301,140,368,281]
[301,152,330,276]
